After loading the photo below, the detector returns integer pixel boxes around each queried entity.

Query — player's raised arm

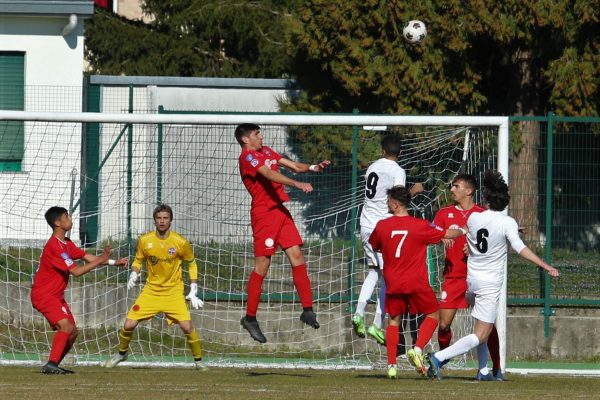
[278,157,331,174]
[257,165,313,193]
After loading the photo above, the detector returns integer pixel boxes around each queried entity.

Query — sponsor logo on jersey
[245,154,254,162]
[429,222,443,231]
[265,159,276,169]
[61,306,68,315]
[251,159,259,167]
[146,243,153,249]
[60,252,74,266]
[168,247,176,255]
[448,213,454,218]
[264,149,271,156]
[449,224,460,230]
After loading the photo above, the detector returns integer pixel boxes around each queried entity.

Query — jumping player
[235,123,330,343]
[353,134,423,345]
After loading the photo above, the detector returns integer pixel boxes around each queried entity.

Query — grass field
[1,365,599,400]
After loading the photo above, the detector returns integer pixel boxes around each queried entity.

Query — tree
[283,0,600,243]
[85,1,300,77]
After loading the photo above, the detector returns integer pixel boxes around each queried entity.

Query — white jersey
[466,210,527,285]
[359,158,406,230]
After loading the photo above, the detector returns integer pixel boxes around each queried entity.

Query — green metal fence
[508,114,600,335]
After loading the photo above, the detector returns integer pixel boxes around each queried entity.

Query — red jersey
[433,204,484,278]
[31,236,86,300]
[239,146,289,214]
[369,215,446,294]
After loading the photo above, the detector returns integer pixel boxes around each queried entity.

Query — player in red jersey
[235,123,331,343]
[31,206,128,374]
[369,186,465,378]
[434,174,502,380]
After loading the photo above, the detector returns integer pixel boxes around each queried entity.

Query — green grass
[0,366,599,400]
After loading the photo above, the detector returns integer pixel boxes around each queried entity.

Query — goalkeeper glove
[127,270,139,290]
[186,282,204,309]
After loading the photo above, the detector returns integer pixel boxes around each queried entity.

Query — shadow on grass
[247,371,312,378]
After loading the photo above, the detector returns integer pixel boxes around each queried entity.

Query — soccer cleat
[387,364,398,379]
[104,352,127,368]
[492,369,505,381]
[240,317,267,343]
[476,371,494,381]
[351,314,366,338]
[194,360,209,371]
[41,362,67,375]
[59,366,75,374]
[367,325,386,345]
[300,310,320,329]
[427,352,443,380]
[407,349,428,376]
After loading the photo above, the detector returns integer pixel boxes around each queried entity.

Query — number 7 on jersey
[391,230,408,257]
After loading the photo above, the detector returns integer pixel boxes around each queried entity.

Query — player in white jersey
[427,170,560,380]
[352,135,423,344]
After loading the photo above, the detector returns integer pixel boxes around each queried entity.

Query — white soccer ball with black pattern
[403,20,427,44]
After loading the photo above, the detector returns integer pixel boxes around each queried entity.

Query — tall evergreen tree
[283,0,599,242]
[85,1,299,77]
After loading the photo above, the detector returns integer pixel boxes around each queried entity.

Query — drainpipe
[61,14,78,36]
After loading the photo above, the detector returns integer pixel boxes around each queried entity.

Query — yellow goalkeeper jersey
[132,230,198,295]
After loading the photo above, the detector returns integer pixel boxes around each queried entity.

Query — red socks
[438,328,452,350]
[292,264,313,308]
[48,331,70,364]
[246,271,265,317]
[386,325,400,365]
[415,316,438,350]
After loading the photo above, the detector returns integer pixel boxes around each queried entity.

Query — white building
[0,1,94,242]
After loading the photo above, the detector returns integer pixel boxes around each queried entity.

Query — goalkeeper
[104,204,207,370]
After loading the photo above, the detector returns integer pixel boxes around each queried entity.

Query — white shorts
[466,278,501,324]
[360,227,383,269]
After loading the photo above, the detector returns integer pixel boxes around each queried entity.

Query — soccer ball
[402,20,427,44]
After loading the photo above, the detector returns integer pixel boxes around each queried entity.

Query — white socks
[356,269,380,316]
[436,333,480,362]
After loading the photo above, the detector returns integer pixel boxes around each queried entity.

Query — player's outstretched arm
[71,245,111,277]
[278,158,331,174]
[518,247,560,277]
[257,165,313,193]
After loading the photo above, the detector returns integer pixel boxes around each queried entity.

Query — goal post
[0,110,508,371]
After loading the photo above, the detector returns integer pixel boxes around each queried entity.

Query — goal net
[0,111,508,370]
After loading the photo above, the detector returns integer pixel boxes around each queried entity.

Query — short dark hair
[453,173,477,194]
[45,206,68,228]
[381,135,402,157]
[234,123,261,146]
[482,170,510,211]
[153,204,173,221]
[387,185,411,207]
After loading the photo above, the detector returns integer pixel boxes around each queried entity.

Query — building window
[0,52,24,172]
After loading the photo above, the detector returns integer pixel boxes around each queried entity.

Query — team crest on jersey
[168,247,176,255]
[251,159,259,167]
[264,149,271,156]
